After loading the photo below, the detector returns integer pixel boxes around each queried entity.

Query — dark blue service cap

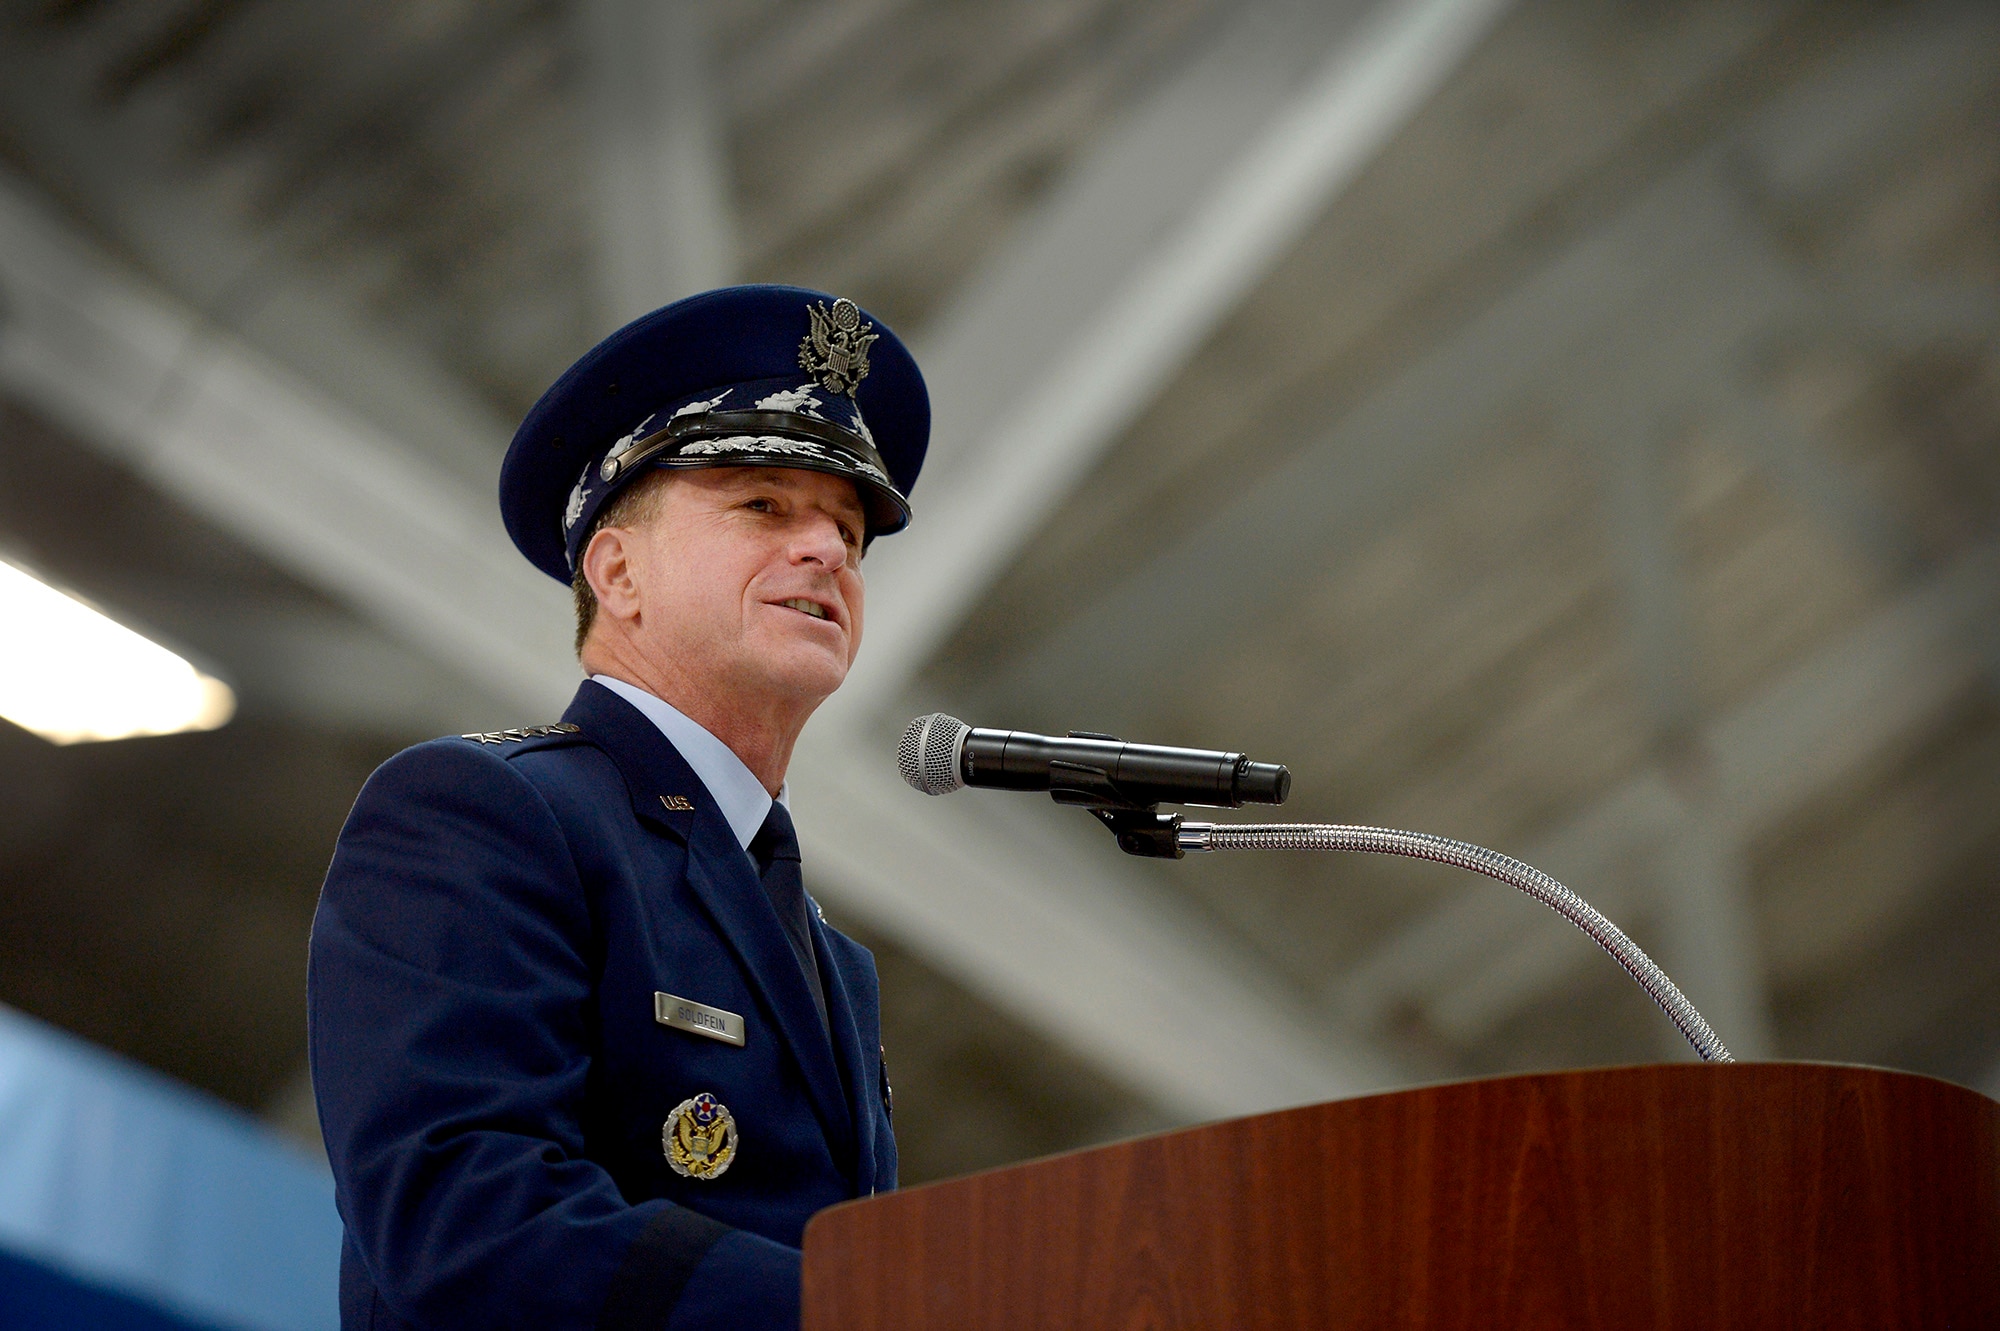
[501,284,930,583]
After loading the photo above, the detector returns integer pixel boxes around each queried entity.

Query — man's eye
[745,497,777,513]
[839,524,859,547]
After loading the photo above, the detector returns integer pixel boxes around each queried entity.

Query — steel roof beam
[837,0,1515,720]
[0,36,517,490]
[1602,414,1774,1060]
[1341,541,2000,1044]
[1321,4,2000,1047]
[0,177,579,710]
[580,0,735,322]
[981,2,1998,727]
[970,4,1997,1056]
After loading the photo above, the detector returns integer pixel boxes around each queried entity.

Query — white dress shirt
[590,675,789,851]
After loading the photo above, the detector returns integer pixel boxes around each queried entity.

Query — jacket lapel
[563,682,696,842]
[681,808,856,1167]
[563,682,857,1169]
[812,911,879,1190]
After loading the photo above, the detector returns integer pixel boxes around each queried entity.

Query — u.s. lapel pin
[658,794,694,812]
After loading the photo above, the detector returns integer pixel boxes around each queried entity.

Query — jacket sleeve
[308,741,799,1330]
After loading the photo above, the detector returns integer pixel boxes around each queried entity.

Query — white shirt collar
[590,675,788,851]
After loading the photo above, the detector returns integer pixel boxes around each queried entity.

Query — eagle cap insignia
[799,298,877,396]
[663,1092,738,1180]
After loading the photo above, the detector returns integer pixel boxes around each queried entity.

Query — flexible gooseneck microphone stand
[1174,821,1732,1063]
[900,714,1734,1064]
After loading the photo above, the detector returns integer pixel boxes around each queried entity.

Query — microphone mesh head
[898,714,968,795]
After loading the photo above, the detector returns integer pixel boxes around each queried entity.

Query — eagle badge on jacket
[664,1093,739,1180]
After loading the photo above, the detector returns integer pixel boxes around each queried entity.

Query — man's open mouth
[777,597,831,621]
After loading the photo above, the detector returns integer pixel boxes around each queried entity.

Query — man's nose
[791,511,850,569]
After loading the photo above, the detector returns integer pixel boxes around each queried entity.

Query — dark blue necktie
[750,802,830,1040]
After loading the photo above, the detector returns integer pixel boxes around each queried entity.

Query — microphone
[899,714,1290,809]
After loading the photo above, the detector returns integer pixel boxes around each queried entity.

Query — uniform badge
[655,991,744,1046]
[460,722,581,745]
[798,298,877,395]
[663,1093,738,1180]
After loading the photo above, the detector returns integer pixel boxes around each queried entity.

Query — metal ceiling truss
[580,0,735,322]
[962,2,1996,1061]
[839,0,1516,720]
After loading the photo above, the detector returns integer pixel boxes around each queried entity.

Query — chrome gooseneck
[1176,821,1733,1063]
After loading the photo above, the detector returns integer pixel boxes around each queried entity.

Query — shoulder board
[458,722,585,747]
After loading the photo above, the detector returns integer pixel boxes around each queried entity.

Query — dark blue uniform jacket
[308,680,896,1330]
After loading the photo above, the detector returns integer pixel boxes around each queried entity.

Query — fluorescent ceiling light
[0,558,235,745]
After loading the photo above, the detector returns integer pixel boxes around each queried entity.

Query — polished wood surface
[803,1063,1999,1329]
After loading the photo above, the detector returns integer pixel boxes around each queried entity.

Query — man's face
[591,467,868,709]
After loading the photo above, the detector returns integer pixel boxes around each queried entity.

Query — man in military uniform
[308,285,926,1330]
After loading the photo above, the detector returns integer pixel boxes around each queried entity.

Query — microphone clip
[1046,758,1185,859]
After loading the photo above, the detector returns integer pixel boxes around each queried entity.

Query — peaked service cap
[501,284,930,584]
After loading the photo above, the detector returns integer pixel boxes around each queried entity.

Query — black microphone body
[900,714,1290,808]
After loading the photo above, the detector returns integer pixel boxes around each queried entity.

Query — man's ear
[583,526,643,624]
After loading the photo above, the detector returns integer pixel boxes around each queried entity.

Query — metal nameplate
[655,992,745,1047]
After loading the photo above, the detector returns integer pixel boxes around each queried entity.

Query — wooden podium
[803,1063,1998,1328]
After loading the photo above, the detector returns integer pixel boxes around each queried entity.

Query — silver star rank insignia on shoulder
[460,723,580,745]
[798,297,877,395]
[664,1093,738,1180]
